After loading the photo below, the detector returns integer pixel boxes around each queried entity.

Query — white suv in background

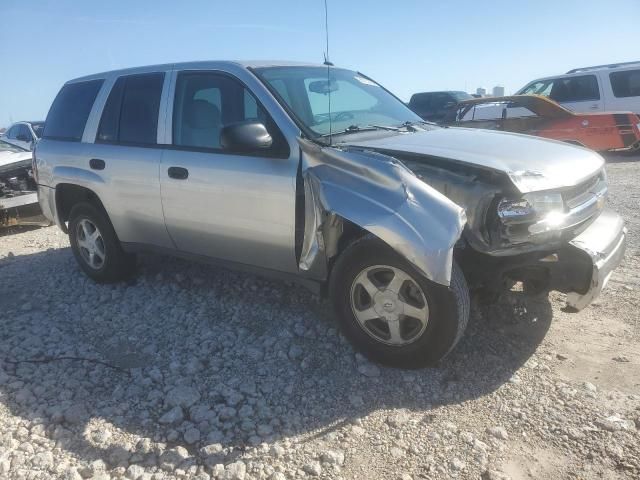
[517,61,640,114]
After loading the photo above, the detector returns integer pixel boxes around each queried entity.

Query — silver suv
[34,61,626,367]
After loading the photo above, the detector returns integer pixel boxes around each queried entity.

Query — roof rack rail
[566,61,640,74]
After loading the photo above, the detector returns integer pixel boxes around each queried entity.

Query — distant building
[492,86,505,97]
[476,87,486,96]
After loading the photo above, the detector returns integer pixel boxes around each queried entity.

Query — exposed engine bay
[0,142,45,227]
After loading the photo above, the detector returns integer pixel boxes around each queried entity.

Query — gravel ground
[0,155,639,480]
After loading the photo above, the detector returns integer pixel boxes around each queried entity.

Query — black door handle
[89,158,105,170]
[168,166,189,180]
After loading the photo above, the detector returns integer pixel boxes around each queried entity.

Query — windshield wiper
[319,124,396,137]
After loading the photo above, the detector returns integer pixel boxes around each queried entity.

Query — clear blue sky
[1,0,638,127]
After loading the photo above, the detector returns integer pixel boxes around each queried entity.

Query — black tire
[68,202,136,283]
[330,235,469,368]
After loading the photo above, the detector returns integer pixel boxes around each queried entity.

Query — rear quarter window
[43,79,104,141]
[610,69,640,98]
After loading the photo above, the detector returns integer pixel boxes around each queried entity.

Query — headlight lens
[523,192,564,216]
[498,192,564,223]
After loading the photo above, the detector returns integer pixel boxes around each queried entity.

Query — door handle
[590,104,599,110]
[168,166,189,180]
[89,158,105,170]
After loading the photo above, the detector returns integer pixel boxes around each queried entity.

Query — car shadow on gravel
[0,247,552,470]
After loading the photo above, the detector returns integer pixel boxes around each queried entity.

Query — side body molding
[298,139,466,286]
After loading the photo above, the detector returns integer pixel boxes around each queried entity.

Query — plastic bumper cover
[565,209,627,310]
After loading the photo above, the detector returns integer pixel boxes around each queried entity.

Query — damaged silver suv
[34,61,626,367]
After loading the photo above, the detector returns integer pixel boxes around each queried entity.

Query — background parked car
[408,91,473,122]
[450,95,640,152]
[0,121,45,151]
[0,139,44,226]
[516,61,640,114]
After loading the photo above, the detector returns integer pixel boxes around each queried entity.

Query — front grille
[562,172,606,210]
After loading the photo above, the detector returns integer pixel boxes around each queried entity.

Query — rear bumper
[565,209,626,310]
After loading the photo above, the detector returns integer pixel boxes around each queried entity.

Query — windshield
[254,66,425,137]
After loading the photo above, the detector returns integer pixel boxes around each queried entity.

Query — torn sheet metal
[298,139,466,286]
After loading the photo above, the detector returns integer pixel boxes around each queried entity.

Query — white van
[516,61,640,114]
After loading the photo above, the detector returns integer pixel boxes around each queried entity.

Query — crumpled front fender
[299,139,466,286]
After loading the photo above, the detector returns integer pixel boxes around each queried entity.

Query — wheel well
[318,217,369,297]
[55,184,107,228]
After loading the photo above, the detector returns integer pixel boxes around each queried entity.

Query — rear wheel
[330,235,469,368]
[68,202,136,283]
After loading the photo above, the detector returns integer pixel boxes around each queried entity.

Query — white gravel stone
[166,386,201,408]
[183,427,201,444]
[357,363,381,378]
[303,461,322,476]
[126,464,146,480]
[159,406,184,424]
[321,449,345,465]
[486,426,509,440]
[221,461,246,480]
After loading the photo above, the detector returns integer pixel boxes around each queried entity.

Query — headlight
[498,192,564,223]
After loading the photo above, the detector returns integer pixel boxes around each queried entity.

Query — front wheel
[330,235,469,368]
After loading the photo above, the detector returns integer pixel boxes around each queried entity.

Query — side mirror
[220,121,273,153]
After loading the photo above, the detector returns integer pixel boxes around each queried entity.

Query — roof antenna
[322,0,333,145]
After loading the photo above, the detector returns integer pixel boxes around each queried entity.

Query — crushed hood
[0,151,32,170]
[346,127,604,193]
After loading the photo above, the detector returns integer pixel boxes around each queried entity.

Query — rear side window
[43,79,104,141]
[548,75,600,102]
[610,69,640,98]
[96,72,165,145]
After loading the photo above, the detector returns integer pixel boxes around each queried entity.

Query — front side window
[610,69,640,98]
[97,72,164,145]
[172,72,280,152]
[43,79,104,141]
[17,124,32,141]
[520,80,554,97]
[254,66,424,137]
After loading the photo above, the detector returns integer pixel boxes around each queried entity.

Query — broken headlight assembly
[497,192,566,230]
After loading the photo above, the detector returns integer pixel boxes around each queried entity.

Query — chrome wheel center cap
[373,291,403,318]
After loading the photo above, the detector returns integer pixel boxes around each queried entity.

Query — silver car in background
[1,121,45,151]
[34,61,626,367]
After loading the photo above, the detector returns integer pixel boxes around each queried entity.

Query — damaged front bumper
[0,192,48,227]
[565,209,627,310]
[461,209,626,310]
